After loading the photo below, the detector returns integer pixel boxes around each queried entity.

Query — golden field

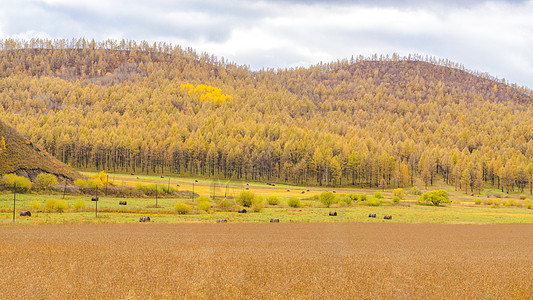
[1,223,532,299]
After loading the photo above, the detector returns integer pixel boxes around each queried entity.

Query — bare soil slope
[1,223,532,299]
[0,121,81,181]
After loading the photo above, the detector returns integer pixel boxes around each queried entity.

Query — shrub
[519,194,526,200]
[419,190,450,206]
[252,197,264,212]
[339,195,352,205]
[392,196,400,204]
[347,193,359,201]
[493,199,501,207]
[359,194,367,201]
[30,200,41,210]
[287,197,301,208]
[319,191,336,207]
[175,202,191,214]
[217,198,234,211]
[366,197,383,206]
[35,173,57,188]
[393,188,404,199]
[236,191,255,207]
[267,196,280,205]
[54,200,68,213]
[87,178,103,190]
[411,186,422,195]
[1,174,32,193]
[198,201,210,212]
[373,192,384,199]
[197,195,210,203]
[73,199,86,210]
[504,199,517,207]
[474,198,482,205]
[74,179,87,188]
[45,199,56,212]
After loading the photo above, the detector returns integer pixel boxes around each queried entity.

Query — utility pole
[12,183,16,222]
[192,182,195,202]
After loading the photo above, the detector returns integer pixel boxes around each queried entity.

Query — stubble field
[1,223,532,299]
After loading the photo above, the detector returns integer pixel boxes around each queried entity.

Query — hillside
[0,39,532,192]
[0,120,81,181]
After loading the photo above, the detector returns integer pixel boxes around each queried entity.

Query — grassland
[0,223,532,299]
[1,172,533,225]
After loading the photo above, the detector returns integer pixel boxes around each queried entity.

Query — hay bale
[368,213,376,218]
[238,209,247,213]
[384,215,392,220]
[139,216,151,222]
[130,173,134,175]
[119,201,127,205]
[91,196,99,201]
[329,211,337,216]
[217,219,228,223]
[161,176,164,178]
[20,211,31,217]
[270,218,280,223]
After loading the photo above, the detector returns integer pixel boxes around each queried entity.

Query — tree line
[1,38,533,193]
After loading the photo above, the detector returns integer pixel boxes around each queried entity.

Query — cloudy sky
[0,0,532,87]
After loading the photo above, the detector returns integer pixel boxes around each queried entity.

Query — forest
[1,38,533,193]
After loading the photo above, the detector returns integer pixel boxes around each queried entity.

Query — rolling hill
[0,38,532,192]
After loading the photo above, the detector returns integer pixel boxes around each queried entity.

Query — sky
[0,0,532,88]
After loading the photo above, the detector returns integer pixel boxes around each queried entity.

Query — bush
[1,174,32,193]
[73,199,86,210]
[359,194,367,201]
[392,196,400,204]
[35,173,57,188]
[236,191,255,207]
[411,186,422,196]
[339,195,352,205]
[252,197,264,212]
[45,199,56,212]
[267,196,280,205]
[198,201,210,212]
[30,200,41,210]
[287,197,301,208]
[419,190,450,206]
[87,178,103,190]
[504,199,517,207]
[175,202,191,214]
[519,194,526,200]
[393,188,404,199]
[197,195,210,203]
[217,198,234,211]
[373,192,384,199]
[54,199,68,213]
[366,197,384,206]
[319,191,336,207]
[74,179,87,188]
[474,198,482,205]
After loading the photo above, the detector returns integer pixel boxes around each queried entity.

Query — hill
[0,120,82,182]
[0,38,532,193]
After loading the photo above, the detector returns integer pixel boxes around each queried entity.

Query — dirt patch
[0,223,532,299]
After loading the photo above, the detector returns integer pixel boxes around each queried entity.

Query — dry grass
[0,223,532,299]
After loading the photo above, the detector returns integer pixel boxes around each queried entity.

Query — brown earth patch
[1,223,532,299]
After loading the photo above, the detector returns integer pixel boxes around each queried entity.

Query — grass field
[0,223,532,299]
[1,172,533,224]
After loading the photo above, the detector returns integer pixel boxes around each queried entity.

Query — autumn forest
[1,38,533,193]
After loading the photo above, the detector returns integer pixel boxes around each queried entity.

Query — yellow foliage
[180,83,233,105]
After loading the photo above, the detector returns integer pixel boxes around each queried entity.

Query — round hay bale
[119,201,127,205]
[368,213,377,218]
[238,209,247,213]
[139,216,151,222]
[270,218,280,223]
[91,196,99,201]
[384,215,392,220]
[217,219,228,223]
[329,211,337,216]
[20,211,31,217]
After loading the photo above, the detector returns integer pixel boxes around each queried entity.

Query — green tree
[319,191,336,207]
[420,190,450,206]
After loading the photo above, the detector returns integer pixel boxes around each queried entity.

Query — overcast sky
[0,0,532,88]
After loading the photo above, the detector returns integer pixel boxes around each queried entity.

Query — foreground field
[0,223,531,299]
